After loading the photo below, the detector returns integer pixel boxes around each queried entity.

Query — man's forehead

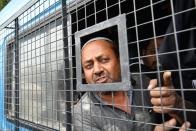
[81,40,115,62]
[82,37,114,51]
[82,39,113,54]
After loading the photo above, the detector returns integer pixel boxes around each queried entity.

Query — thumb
[163,71,172,87]
[154,118,177,131]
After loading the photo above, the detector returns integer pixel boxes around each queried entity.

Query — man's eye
[85,64,93,69]
[101,58,109,63]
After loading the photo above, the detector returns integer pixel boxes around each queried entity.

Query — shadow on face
[142,38,164,70]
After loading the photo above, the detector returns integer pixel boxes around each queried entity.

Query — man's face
[81,40,121,84]
[142,38,164,70]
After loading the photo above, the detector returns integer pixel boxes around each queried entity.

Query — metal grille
[0,0,196,131]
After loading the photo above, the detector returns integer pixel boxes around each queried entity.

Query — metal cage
[0,0,196,131]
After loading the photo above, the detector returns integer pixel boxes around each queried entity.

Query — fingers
[149,71,174,98]
[169,113,184,125]
[149,86,176,113]
[163,71,172,87]
[148,71,172,90]
[179,121,191,131]
[148,79,157,90]
[150,87,173,97]
[151,96,176,106]
[154,118,177,131]
[149,71,172,89]
[152,105,174,114]
[149,71,176,114]
[149,86,176,112]
[154,119,191,131]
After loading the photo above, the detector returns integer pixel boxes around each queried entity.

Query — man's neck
[98,91,131,113]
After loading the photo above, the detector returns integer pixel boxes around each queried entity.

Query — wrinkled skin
[82,40,121,84]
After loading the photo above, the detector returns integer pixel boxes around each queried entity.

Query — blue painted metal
[0,0,62,130]
[0,40,5,130]
[0,38,15,131]
[19,1,61,30]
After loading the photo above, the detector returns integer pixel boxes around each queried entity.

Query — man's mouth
[95,77,108,83]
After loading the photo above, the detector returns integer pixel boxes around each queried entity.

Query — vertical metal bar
[61,0,72,131]
[14,18,20,131]
[149,0,166,126]
[170,0,187,123]
[133,0,146,120]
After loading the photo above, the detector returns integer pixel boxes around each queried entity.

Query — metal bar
[170,0,187,124]
[5,27,15,29]
[0,0,40,31]
[14,18,20,131]
[61,0,72,131]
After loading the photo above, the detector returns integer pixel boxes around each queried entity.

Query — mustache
[93,72,112,82]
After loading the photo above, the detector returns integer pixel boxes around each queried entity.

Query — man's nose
[93,62,103,75]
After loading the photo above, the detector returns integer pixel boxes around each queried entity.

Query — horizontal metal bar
[0,0,39,31]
